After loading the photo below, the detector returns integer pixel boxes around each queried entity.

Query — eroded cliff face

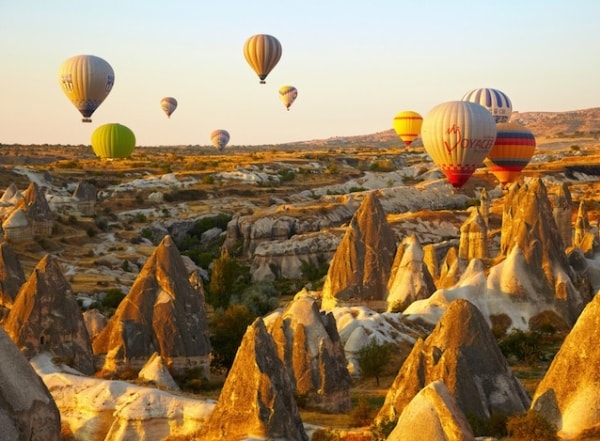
[377,299,530,427]
[199,318,308,441]
[92,235,211,375]
[0,242,25,322]
[321,191,396,310]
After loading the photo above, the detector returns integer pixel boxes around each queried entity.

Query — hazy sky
[1,1,599,147]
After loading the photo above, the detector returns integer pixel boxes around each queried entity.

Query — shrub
[101,289,125,309]
[506,410,558,441]
[210,304,256,373]
[357,340,393,386]
[499,329,544,364]
[350,398,373,427]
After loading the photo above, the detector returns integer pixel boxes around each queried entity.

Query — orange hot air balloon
[421,101,497,189]
[485,122,536,185]
[243,34,282,84]
[392,111,423,147]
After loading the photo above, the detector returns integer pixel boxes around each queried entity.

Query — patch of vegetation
[357,340,393,386]
[506,410,558,441]
[209,304,256,374]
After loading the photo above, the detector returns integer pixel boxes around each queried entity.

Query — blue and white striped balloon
[461,88,512,123]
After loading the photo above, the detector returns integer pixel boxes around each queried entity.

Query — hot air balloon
[243,34,282,84]
[211,129,230,152]
[91,123,136,159]
[421,101,497,189]
[461,88,512,123]
[485,122,536,185]
[160,97,178,118]
[58,54,115,122]
[392,111,423,147]
[279,85,298,110]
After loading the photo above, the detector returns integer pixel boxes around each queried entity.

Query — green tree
[357,339,393,386]
[209,304,256,374]
[208,252,239,309]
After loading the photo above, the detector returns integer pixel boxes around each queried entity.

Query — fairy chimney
[3,255,95,375]
[458,207,488,262]
[0,242,26,322]
[553,182,573,248]
[13,182,53,238]
[92,235,211,376]
[321,191,396,311]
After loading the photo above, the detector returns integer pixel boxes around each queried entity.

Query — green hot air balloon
[91,123,136,159]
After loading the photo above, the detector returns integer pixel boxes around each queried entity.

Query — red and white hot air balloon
[421,101,497,188]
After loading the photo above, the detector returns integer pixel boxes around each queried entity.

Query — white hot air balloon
[461,88,512,123]
[160,97,178,118]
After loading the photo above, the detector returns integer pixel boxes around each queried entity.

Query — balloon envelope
[279,85,298,110]
[421,101,497,188]
[210,130,230,152]
[58,54,115,122]
[461,88,512,123]
[91,123,136,159]
[243,34,282,84]
[392,111,423,146]
[160,97,178,118]
[485,122,536,185]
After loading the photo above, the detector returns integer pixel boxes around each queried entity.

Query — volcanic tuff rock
[458,207,488,262]
[0,242,25,321]
[12,181,54,238]
[496,178,590,326]
[437,246,461,289]
[553,182,573,248]
[3,254,95,375]
[0,328,61,441]
[387,380,474,441]
[376,299,530,427]
[138,352,180,391]
[199,318,308,441]
[266,292,352,411]
[531,291,600,438]
[386,234,436,312]
[92,235,211,375]
[321,191,397,310]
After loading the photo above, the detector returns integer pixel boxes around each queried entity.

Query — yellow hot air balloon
[160,97,178,118]
[243,34,282,84]
[392,111,423,147]
[210,130,230,152]
[58,54,115,122]
[91,123,136,159]
[421,101,497,189]
[279,85,298,110]
[485,122,536,185]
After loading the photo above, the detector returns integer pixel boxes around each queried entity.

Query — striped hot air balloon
[279,85,298,110]
[160,97,178,118]
[243,34,282,84]
[91,123,136,159]
[485,122,536,185]
[392,111,423,147]
[461,88,512,123]
[58,54,115,122]
[211,129,230,152]
[421,101,497,189]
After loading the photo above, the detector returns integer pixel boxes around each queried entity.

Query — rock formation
[138,352,180,391]
[387,380,474,441]
[3,254,95,375]
[0,327,61,441]
[12,182,54,238]
[266,292,351,411]
[199,318,308,441]
[574,200,599,256]
[531,291,600,438]
[479,187,489,227]
[0,242,25,321]
[321,191,396,310]
[92,235,211,375]
[437,246,461,289]
[497,178,589,326]
[82,308,108,341]
[386,234,436,312]
[458,207,488,263]
[376,299,530,427]
[553,182,573,248]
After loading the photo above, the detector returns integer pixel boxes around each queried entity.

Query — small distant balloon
[392,111,423,147]
[91,123,136,159]
[461,88,512,123]
[421,101,497,189]
[485,122,536,186]
[210,130,230,152]
[243,34,282,84]
[160,97,177,118]
[279,85,298,110]
[58,54,115,123]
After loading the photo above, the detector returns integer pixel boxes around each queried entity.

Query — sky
[1,1,599,147]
